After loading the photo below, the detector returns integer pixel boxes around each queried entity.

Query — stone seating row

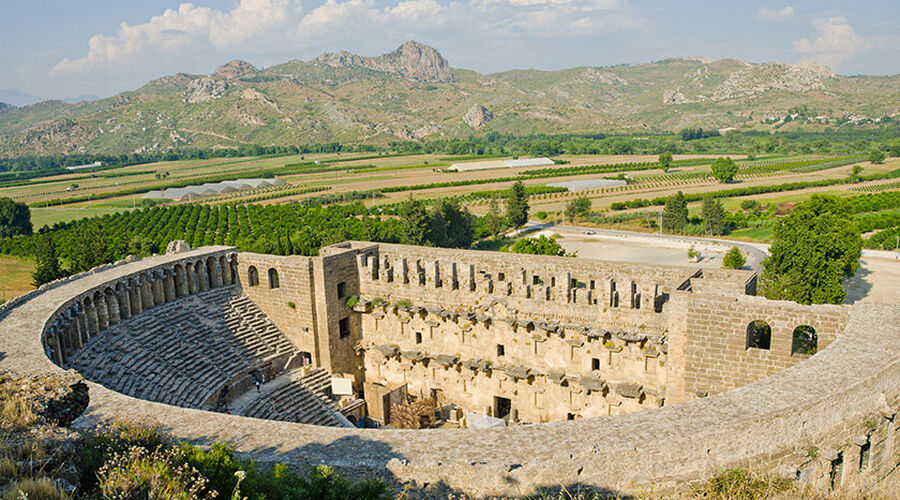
[241,368,344,426]
[67,286,298,410]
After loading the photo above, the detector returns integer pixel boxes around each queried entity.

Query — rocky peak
[316,41,454,82]
[463,104,494,128]
[214,60,258,80]
[712,62,834,100]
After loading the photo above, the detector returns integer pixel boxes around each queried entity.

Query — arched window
[792,325,818,355]
[247,266,259,287]
[746,320,771,350]
[268,268,280,289]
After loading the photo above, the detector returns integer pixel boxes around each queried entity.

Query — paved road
[523,221,769,273]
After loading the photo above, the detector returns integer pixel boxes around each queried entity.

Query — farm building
[447,157,554,172]
[143,178,288,201]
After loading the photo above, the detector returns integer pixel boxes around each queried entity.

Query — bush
[97,446,212,500]
[710,157,738,183]
[2,478,71,500]
[689,468,793,499]
[722,247,746,269]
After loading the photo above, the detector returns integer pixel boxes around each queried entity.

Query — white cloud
[793,16,870,69]
[757,6,794,23]
[51,0,642,76]
[52,0,291,75]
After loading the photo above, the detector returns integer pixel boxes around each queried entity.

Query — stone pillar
[186,263,198,294]
[220,258,232,286]
[50,334,63,365]
[105,291,120,325]
[210,259,223,288]
[75,309,89,345]
[175,266,188,297]
[198,262,210,292]
[69,311,83,350]
[130,279,144,316]
[95,294,109,331]
[118,287,132,320]
[152,271,165,305]
[141,274,154,310]
[85,300,99,337]
[163,269,176,302]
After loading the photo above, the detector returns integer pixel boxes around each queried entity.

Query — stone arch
[792,325,818,355]
[248,266,259,287]
[746,320,772,350]
[268,268,280,289]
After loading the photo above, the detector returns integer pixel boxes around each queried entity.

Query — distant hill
[1,41,898,157]
[0,101,12,113]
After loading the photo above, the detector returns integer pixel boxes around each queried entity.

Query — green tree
[710,157,738,183]
[507,235,567,256]
[67,219,111,273]
[759,195,862,304]
[701,196,727,236]
[31,234,65,287]
[722,247,746,269]
[564,196,592,222]
[505,181,529,228]
[658,152,673,173]
[429,199,475,248]
[482,199,505,238]
[867,148,886,164]
[661,191,688,233]
[849,164,862,183]
[398,197,428,245]
[0,197,32,238]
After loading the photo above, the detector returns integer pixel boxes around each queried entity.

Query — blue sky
[1,0,898,102]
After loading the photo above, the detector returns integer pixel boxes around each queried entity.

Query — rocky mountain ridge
[0,42,897,156]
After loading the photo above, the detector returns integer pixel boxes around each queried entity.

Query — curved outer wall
[0,246,898,496]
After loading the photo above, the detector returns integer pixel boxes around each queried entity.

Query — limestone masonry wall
[2,245,898,497]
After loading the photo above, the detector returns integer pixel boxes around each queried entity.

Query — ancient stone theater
[1,241,898,496]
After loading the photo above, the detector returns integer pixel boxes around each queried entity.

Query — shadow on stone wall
[183,428,633,499]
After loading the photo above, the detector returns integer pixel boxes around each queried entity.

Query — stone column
[175,266,187,297]
[105,291,120,325]
[152,271,165,305]
[198,262,210,292]
[186,263,198,294]
[84,299,99,337]
[118,286,131,320]
[75,309,88,345]
[50,334,63,365]
[68,310,83,350]
[95,294,109,331]
[210,259,223,288]
[163,269,176,302]
[141,274,154,310]
[130,279,144,316]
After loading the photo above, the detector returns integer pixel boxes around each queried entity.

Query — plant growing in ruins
[343,295,359,310]
[687,245,699,261]
[392,299,413,309]
[370,297,388,307]
[287,301,296,309]
[806,446,818,460]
